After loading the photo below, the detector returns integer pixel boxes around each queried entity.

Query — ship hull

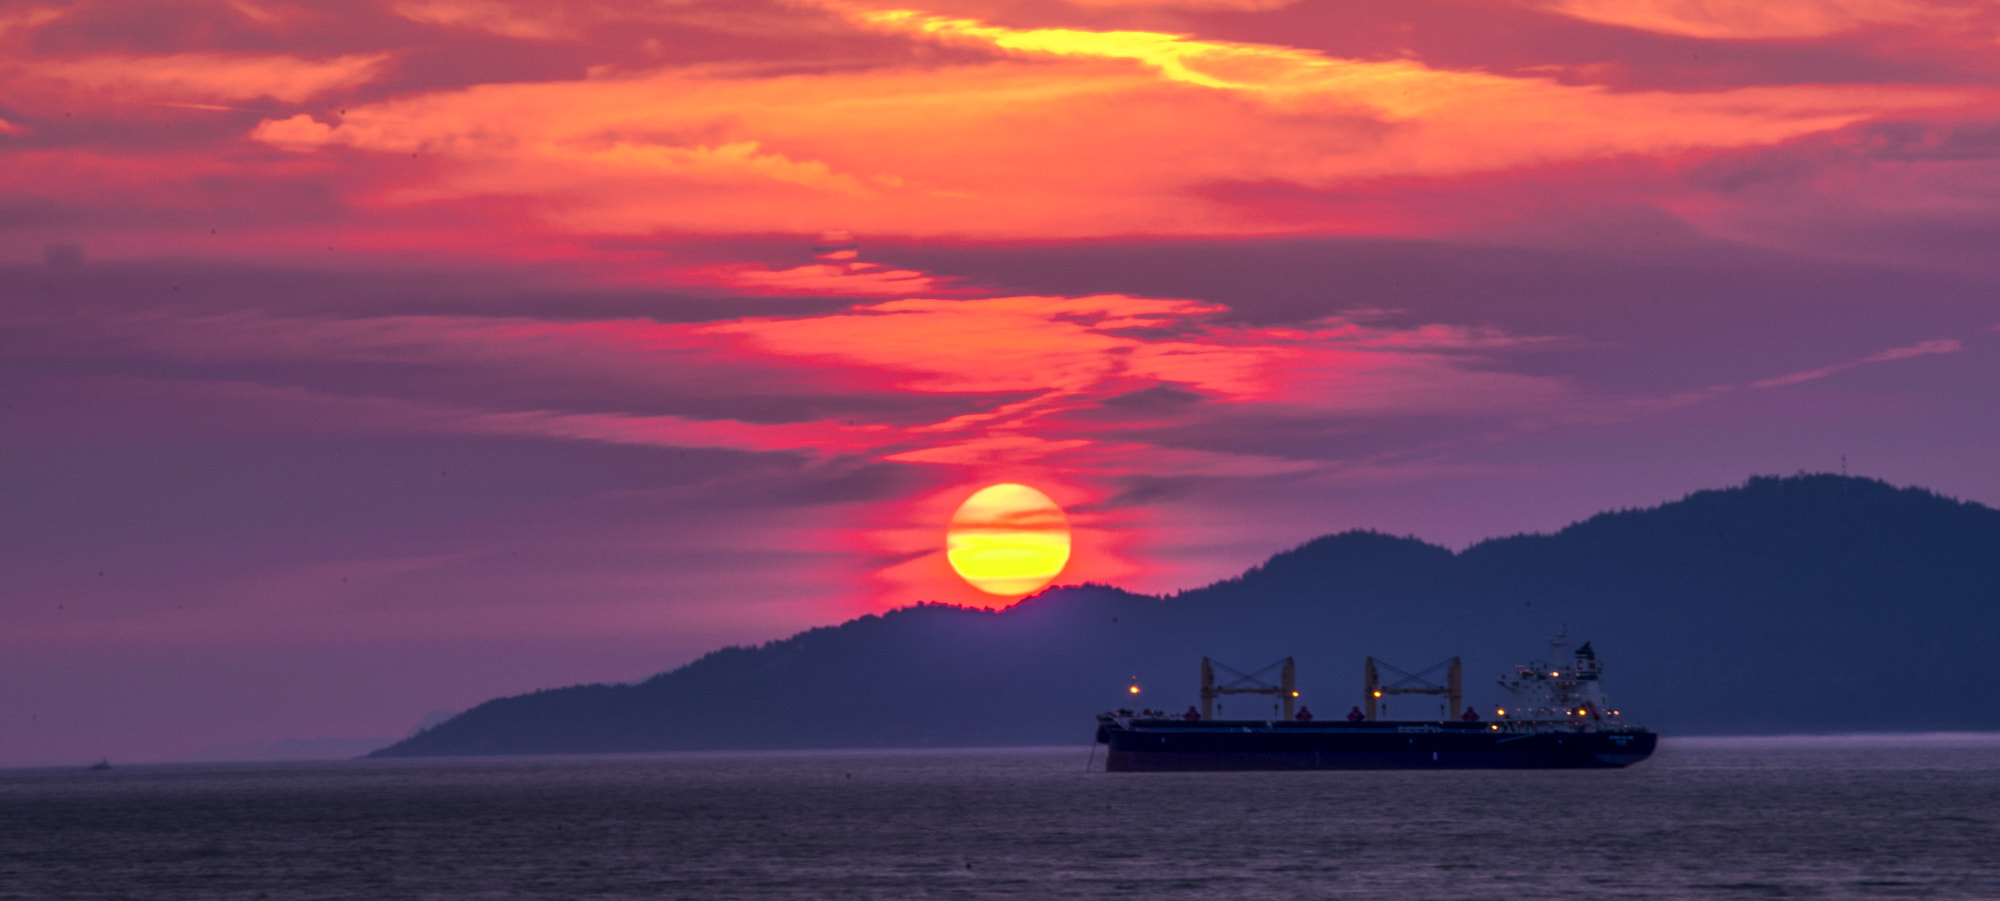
[1097,719,1656,771]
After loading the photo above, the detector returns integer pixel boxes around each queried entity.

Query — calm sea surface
[3,736,1998,900]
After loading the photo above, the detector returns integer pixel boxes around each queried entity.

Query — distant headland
[371,474,2000,757]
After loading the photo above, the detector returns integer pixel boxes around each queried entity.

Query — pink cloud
[0,6,65,38]
[48,267,1579,485]
[1517,0,1992,40]
[391,0,588,39]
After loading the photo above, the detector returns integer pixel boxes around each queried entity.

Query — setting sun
[946,484,1072,596]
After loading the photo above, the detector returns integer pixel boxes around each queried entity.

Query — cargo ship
[1094,632,1656,771]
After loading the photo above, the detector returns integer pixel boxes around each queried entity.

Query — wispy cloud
[0,6,65,38]
[1519,0,1991,40]
[1751,337,1962,389]
[391,0,588,39]
[13,53,391,104]
[701,261,946,296]
[34,266,1574,484]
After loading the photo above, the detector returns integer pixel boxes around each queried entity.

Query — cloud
[1640,117,2000,270]
[5,0,1997,266]
[221,0,290,26]
[0,6,65,38]
[388,0,763,41]
[703,261,945,296]
[22,263,1576,484]
[1519,0,1989,41]
[14,53,391,104]
[392,0,587,39]
[1751,337,1962,388]
[232,8,1977,241]
[1061,0,1299,8]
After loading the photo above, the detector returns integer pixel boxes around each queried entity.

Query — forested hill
[371,475,2000,756]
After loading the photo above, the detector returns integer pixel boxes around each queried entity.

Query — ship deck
[1095,715,1656,771]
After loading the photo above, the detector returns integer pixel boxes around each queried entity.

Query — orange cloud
[847,6,1976,131]
[705,261,945,296]
[18,52,390,104]
[710,294,1218,394]
[241,7,1979,240]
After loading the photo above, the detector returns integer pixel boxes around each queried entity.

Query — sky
[4,0,1999,765]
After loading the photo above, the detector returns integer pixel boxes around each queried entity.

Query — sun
[946,483,1072,596]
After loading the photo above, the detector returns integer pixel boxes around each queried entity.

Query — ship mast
[1199,657,1296,720]
[1364,656,1463,721]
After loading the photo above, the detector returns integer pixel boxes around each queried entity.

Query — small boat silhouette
[87,759,111,771]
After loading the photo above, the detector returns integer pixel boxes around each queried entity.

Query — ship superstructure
[1495,629,1627,729]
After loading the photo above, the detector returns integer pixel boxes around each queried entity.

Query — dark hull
[1097,719,1656,771]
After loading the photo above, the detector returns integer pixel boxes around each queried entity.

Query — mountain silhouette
[372,474,2000,756]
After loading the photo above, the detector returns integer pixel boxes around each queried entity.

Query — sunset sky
[5,0,1999,765]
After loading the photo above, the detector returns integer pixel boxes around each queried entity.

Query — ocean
[2,736,1997,899]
